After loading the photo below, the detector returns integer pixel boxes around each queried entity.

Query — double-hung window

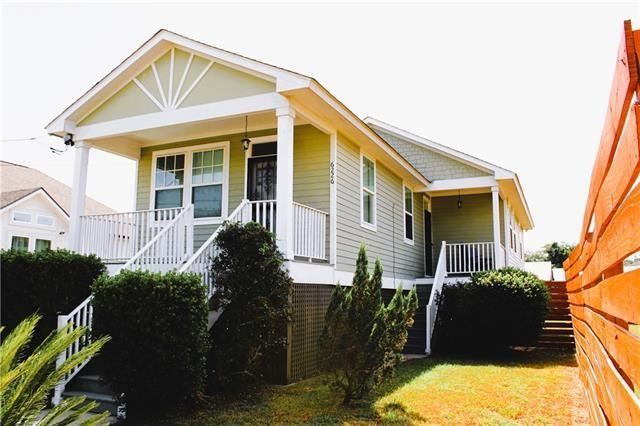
[152,143,228,222]
[404,186,414,243]
[361,155,376,229]
[11,236,29,251]
[191,149,224,218]
[35,239,51,251]
[154,154,185,210]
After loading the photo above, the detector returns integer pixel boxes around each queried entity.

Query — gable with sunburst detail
[79,47,276,126]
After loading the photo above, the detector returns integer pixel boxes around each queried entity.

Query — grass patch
[151,350,587,425]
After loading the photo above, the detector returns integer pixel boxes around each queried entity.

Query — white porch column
[503,197,510,267]
[491,185,502,268]
[276,106,295,260]
[69,141,90,253]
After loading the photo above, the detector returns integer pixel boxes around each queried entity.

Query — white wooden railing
[52,295,93,405]
[122,205,194,273]
[445,242,495,274]
[425,241,448,355]
[293,202,327,260]
[79,207,184,263]
[249,200,276,233]
[179,200,251,297]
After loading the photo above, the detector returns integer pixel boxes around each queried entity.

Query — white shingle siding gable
[374,130,491,181]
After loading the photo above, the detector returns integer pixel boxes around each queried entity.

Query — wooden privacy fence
[563,20,640,425]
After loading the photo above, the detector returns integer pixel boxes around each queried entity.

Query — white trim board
[288,262,418,290]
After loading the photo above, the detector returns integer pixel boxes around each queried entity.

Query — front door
[247,142,277,230]
[424,210,433,275]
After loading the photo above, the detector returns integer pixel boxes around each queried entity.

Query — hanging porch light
[241,115,251,151]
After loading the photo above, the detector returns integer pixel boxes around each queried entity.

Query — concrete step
[62,390,118,416]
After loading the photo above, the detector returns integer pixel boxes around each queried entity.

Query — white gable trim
[46,29,311,135]
[363,117,514,179]
[0,188,69,220]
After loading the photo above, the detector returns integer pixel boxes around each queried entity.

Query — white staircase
[425,241,448,355]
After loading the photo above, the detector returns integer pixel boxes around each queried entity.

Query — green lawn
[156,350,587,425]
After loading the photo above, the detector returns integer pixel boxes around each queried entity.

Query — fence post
[51,313,68,406]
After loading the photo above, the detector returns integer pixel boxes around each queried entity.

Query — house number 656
[330,161,335,184]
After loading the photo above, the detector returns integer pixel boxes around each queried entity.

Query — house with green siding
[45,29,533,398]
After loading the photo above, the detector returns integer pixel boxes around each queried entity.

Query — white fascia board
[500,174,534,229]
[0,188,70,220]
[74,92,288,140]
[428,176,498,192]
[308,81,430,188]
[46,29,310,135]
[363,117,514,178]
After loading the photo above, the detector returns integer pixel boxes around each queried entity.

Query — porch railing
[293,202,327,260]
[249,200,276,233]
[123,205,194,273]
[78,207,185,263]
[425,241,448,355]
[445,242,495,274]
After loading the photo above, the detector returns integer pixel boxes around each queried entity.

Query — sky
[1,1,639,251]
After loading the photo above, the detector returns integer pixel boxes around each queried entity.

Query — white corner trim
[329,132,338,266]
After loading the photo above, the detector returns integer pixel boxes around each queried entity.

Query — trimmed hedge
[91,270,209,416]
[432,268,550,354]
[0,249,105,349]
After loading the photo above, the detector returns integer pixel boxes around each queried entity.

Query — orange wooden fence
[563,20,640,425]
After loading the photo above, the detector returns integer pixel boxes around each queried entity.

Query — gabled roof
[45,29,430,190]
[0,161,114,215]
[364,118,534,230]
[0,187,69,219]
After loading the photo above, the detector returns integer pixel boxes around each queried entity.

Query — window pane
[202,167,213,184]
[363,191,374,224]
[193,152,202,168]
[192,185,222,218]
[405,214,413,240]
[174,170,184,185]
[203,150,213,167]
[405,188,412,212]
[252,142,277,156]
[175,154,184,169]
[35,239,51,251]
[11,236,29,251]
[37,216,54,226]
[192,168,202,184]
[362,157,374,191]
[155,188,183,209]
[213,149,223,165]
[166,155,175,170]
[212,165,223,183]
[13,212,31,223]
[156,156,165,171]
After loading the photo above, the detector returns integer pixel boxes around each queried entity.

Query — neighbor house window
[361,155,376,228]
[12,212,31,223]
[11,236,29,251]
[35,239,51,251]
[36,215,54,227]
[404,186,414,243]
[191,149,224,218]
[154,154,185,210]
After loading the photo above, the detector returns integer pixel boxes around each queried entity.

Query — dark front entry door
[247,155,277,201]
[424,210,433,275]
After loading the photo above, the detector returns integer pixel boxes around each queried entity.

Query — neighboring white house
[0,161,114,251]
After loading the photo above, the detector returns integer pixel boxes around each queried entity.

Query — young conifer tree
[321,244,418,404]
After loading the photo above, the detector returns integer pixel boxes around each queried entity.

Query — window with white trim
[404,186,414,243]
[361,155,376,228]
[35,239,51,251]
[12,212,31,223]
[11,236,29,251]
[191,148,224,218]
[154,154,185,210]
[36,215,54,227]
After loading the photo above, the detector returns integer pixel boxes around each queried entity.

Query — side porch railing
[445,241,496,274]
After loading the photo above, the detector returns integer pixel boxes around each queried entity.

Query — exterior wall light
[241,115,251,151]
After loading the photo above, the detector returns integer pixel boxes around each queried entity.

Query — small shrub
[1,314,110,425]
[207,222,292,392]
[320,245,418,404]
[0,249,105,350]
[433,267,550,354]
[91,270,209,417]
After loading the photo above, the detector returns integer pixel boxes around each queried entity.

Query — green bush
[207,222,292,391]
[91,270,209,417]
[0,249,105,350]
[433,268,550,354]
[320,245,418,404]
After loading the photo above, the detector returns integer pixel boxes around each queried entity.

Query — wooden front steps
[537,281,575,350]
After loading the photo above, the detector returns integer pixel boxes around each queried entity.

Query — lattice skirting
[289,282,335,382]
